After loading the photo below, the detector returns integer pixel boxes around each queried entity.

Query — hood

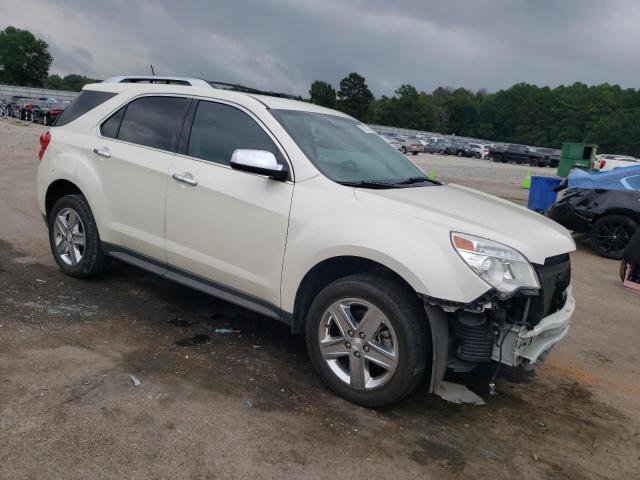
[354,183,575,265]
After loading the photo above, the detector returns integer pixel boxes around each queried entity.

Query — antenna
[150,64,156,76]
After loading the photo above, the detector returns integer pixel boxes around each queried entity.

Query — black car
[549,187,640,259]
[32,101,66,125]
[6,95,30,118]
[444,141,474,157]
[491,144,541,166]
[532,147,560,168]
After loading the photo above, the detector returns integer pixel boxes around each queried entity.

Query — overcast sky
[2,0,639,96]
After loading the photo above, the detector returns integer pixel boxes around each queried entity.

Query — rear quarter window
[54,91,116,127]
[115,96,190,152]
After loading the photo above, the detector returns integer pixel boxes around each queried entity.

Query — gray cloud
[1,0,639,96]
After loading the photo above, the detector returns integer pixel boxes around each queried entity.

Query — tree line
[311,74,640,156]
[1,25,638,155]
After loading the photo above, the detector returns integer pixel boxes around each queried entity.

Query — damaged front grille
[504,253,571,326]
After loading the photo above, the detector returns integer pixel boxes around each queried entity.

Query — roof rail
[101,75,300,100]
[102,76,212,88]
[208,81,301,100]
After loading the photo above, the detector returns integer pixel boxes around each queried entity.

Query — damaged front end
[423,253,573,403]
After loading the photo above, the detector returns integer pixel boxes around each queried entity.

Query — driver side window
[187,101,278,167]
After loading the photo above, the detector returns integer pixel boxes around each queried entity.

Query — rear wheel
[305,274,429,407]
[48,194,111,277]
[474,152,481,159]
[589,214,638,259]
[401,146,407,154]
[529,157,539,167]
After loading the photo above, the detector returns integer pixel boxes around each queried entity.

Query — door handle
[93,146,111,158]
[172,172,198,186]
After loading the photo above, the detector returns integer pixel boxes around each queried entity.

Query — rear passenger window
[101,106,126,139]
[117,96,189,152]
[187,101,277,166]
[55,91,116,127]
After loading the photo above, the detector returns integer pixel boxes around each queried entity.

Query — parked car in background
[6,95,29,118]
[424,138,448,154]
[533,147,561,168]
[596,155,639,171]
[549,167,640,259]
[37,79,576,407]
[467,143,491,159]
[31,101,66,125]
[445,141,474,157]
[381,135,403,151]
[491,144,540,165]
[400,137,425,155]
[15,98,39,121]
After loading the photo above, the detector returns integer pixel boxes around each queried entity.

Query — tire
[439,149,445,155]
[48,194,111,278]
[305,274,430,407]
[528,157,539,167]
[456,151,462,157]
[588,214,638,259]
[401,146,407,154]
[492,155,501,163]
[474,152,481,159]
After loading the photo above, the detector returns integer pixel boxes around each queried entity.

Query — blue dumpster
[527,176,562,213]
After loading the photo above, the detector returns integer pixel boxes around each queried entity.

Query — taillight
[38,131,51,161]
[600,160,606,169]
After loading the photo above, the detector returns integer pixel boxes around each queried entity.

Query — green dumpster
[557,142,597,178]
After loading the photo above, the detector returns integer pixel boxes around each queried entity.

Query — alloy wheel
[317,298,398,390]
[53,207,86,266]
[594,218,635,257]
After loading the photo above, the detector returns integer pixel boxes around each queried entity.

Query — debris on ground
[129,374,141,387]
[175,334,210,346]
[245,400,253,407]
[168,317,191,328]
[214,327,241,334]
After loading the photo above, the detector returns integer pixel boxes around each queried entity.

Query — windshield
[271,110,431,186]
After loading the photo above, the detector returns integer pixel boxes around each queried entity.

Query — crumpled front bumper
[493,286,575,367]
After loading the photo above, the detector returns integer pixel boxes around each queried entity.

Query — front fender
[280,176,490,312]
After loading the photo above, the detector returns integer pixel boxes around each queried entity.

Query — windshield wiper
[337,180,400,189]
[392,176,441,186]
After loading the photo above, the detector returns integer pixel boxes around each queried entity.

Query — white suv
[36,78,576,407]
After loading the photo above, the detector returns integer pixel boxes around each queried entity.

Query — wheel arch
[592,208,640,225]
[290,255,422,335]
[45,179,85,219]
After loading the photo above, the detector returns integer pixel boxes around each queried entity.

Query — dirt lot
[1,118,639,480]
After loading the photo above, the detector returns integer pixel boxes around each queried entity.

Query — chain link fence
[0,84,79,103]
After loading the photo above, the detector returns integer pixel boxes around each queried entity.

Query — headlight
[451,232,540,295]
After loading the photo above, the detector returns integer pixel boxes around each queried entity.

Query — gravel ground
[1,117,639,480]
[411,153,556,204]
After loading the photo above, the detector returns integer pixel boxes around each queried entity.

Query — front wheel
[48,194,111,277]
[589,214,638,259]
[305,274,430,407]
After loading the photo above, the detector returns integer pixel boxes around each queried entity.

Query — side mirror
[230,149,288,180]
